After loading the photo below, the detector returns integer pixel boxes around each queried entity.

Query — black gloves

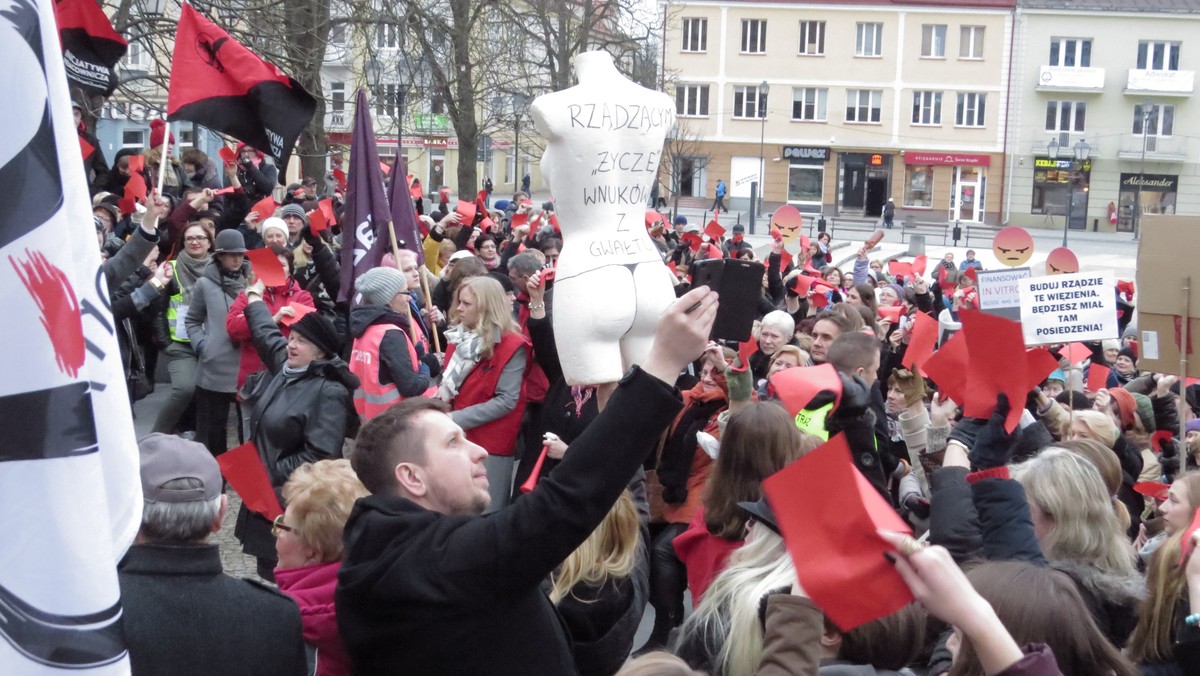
[421,352,442,379]
[960,394,1020,471]
[823,373,872,428]
[300,224,323,248]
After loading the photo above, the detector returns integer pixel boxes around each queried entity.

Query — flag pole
[155,119,170,194]
[421,270,441,353]
[386,219,417,339]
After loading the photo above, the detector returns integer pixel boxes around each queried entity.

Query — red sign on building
[904,152,991,166]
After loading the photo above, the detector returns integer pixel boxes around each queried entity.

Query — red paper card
[439,187,451,203]
[215,442,283,520]
[963,267,978,284]
[250,196,277,223]
[731,339,757,373]
[959,310,1029,432]
[379,161,391,175]
[118,195,137,216]
[214,186,237,195]
[455,200,477,223]
[80,136,95,161]
[124,172,148,203]
[246,248,287,287]
[1087,364,1111,392]
[645,210,667,230]
[479,217,496,233]
[922,331,969,406]
[779,249,793,271]
[279,302,317,327]
[409,182,423,199]
[769,363,843,419]
[549,213,560,232]
[1116,279,1135,301]
[888,260,913,281]
[1061,342,1093,365]
[764,434,913,631]
[878,306,903,324]
[318,198,336,226]
[1152,430,1174,454]
[1134,481,1171,502]
[1181,507,1200,566]
[307,209,328,233]
[912,255,927,276]
[901,311,939,376]
[704,220,726,240]
[1025,348,1060,390]
[218,146,236,167]
[333,168,347,191]
[681,232,702,252]
[127,155,145,173]
[511,212,529,229]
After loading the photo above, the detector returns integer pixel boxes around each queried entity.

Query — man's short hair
[826,332,880,377]
[813,306,862,336]
[507,251,543,277]
[761,310,795,337]
[539,237,562,252]
[141,478,222,543]
[352,398,451,494]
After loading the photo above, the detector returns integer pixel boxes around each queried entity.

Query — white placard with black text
[1018,270,1118,345]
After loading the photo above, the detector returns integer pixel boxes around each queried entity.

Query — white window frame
[733,85,767,119]
[798,20,825,56]
[960,26,984,59]
[922,25,947,58]
[956,92,986,127]
[122,129,146,149]
[329,23,347,47]
[912,91,942,125]
[1045,100,1086,133]
[682,17,708,53]
[856,23,883,57]
[791,87,827,121]
[675,84,710,117]
[1138,41,1181,71]
[373,84,403,118]
[374,23,401,50]
[1134,103,1175,137]
[1049,38,1091,67]
[845,89,882,124]
[121,40,147,70]
[741,19,767,54]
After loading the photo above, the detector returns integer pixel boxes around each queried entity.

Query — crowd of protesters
[85,121,1200,676]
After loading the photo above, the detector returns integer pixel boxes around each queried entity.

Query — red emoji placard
[993,226,1034,267]
[1045,247,1079,275]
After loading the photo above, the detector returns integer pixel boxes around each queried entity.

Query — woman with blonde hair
[1055,438,1132,533]
[1069,408,1146,536]
[1011,448,1143,644]
[549,491,647,676]
[1128,471,1200,673]
[273,459,370,676]
[439,275,528,510]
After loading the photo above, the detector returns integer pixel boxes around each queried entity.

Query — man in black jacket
[336,287,719,675]
[118,434,306,675]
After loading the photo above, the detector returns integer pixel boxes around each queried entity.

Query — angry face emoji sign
[992,227,1034,267]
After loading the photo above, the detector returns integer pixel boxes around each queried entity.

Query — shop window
[787,165,823,205]
[904,165,934,208]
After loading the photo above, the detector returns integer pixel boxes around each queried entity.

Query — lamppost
[757,80,769,218]
[511,93,529,192]
[1047,137,1091,247]
[364,58,381,97]
[1133,99,1156,241]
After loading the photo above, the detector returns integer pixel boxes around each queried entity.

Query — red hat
[149,119,175,148]
[1109,388,1136,430]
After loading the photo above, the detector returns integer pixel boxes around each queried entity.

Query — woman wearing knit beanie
[1106,347,1139,389]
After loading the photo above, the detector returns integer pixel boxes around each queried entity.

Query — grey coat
[185,259,249,392]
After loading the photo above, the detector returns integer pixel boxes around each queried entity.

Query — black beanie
[291,313,341,360]
[1118,346,1137,365]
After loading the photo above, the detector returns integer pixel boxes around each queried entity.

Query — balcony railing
[1126,69,1194,95]
[1116,134,1189,161]
[1037,65,1105,91]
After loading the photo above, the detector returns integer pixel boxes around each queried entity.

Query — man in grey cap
[279,203,308,249]
[118,433,306,675]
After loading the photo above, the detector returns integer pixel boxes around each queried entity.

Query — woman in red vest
[439,275,529,512]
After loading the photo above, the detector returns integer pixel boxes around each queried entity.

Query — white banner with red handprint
[0,0,140,672]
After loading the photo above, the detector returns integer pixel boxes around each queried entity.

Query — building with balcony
[1005,0,1200,233]
[660,0,1015,224]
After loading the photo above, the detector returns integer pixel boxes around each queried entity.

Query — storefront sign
[869,154,885,166]
[1018,270,1118,345]
[1037,65,1105,90]
[904,152,990,166]
[782,146,830,163]
[1121,173,1178,191]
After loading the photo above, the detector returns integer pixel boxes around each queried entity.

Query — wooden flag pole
[385,219,413,327]
[421,269,441,353]
[1181,276,1191,443]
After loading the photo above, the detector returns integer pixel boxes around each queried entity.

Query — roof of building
[1019,0,1200,11]
[711,0,1017,8]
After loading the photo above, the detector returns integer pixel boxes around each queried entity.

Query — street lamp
[511,93,529,192]
[364,58,381,90]
[757,80,769,219]
[1047,138,1090,247]
[1134,99,1156,241]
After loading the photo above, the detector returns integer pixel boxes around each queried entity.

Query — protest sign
[976,267,1030,320]
[1018,270,1118,345]
[1137,215,1200,378]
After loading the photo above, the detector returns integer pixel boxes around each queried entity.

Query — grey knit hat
[279,203,308,225]
[356,266,408,307]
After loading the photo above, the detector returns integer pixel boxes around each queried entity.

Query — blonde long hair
[1012,448,1136,576]
[549,491,641,604]
[675,526,794,676]
[1129,471,1200,662]
[457,276,519,358]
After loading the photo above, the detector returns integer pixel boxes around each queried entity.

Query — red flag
[168,5,316,171]
[764,435,913,631]
[54,0,127,96]
[216,442,283,520]
[79,136,95,161]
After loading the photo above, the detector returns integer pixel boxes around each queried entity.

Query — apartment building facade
[1006,0,1200,233]
[661,0,1015,223]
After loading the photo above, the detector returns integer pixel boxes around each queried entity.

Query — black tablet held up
[691,258,766,342]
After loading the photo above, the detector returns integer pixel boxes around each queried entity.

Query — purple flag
[338,89,392,303]
[388,155,424,265]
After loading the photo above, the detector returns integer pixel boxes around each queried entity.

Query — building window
[675,84,710,117]
[374,24,401,50]
[122,129,145,149]
[505,151,514,184]
[329,23,347,47]
[121,41,147,70]
[856,23,882,57]
[733,85,767,119]
[799,20,825,55]
[178,126,195,148]
[956,92,986,127]
[791,87,827,121]
[1134,103,1175,136]
[904,165,934,208]
[372,84,403,118]
[845,89,882,123]
[682,17,707,52]
[1138,41,1181,71]
[741,19,766,54]
[922,25,946,58]
[1049,38,1091,67]
[912,91,942,125]
[788,165,824,206]
[960,26,984,59]
[1045,101,1086,133]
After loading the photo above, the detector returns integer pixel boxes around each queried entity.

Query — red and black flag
[52,0,127,96]
[167,4,314,177]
